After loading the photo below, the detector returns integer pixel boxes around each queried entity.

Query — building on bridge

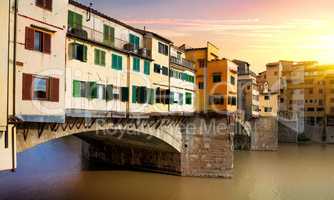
[0,0,200,172]
[234,59,259,120]
[183,42,238,114]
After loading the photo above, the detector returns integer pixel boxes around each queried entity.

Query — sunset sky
[79,0,334,72]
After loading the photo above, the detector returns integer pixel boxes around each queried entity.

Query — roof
[185,47,208,51]
[135,29,172,44]
[69,0,143,35]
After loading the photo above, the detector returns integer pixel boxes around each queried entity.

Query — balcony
[67,24,151,59]
[170,56,194,69]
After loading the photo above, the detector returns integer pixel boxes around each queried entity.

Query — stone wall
[180,117,234,178]
[250,117,278,151]
[278,122,298,143]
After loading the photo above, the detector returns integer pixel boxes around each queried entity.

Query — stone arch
[16,118,182,153]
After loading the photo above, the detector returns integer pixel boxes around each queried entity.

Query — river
[1,136,334,200]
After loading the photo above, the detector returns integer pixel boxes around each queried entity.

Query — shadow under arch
[76,129,182,175]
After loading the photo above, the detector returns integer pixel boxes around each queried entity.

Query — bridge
[11,113,236,178]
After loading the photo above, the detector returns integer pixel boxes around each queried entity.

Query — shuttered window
[36,0,52,11]
[129,34,140,49]
[88,82,98,99]
[133,57,140,72]
[158,42,169,56]
[148,88,155,105]
[103,25,115,46]
[144,60,150,75]
[112,54,122,70]
[121,87,129,102]
[22,73,59,102]
[162,66,169,76]
[68,11,83,29]
[94,49,106,66]
[132,86,137,103]
[154,64,161,74]
[106,85,113,101]
[73,80,86,98]
[186,92,192,105]
[69,43,87,62]
[25,27,51,54]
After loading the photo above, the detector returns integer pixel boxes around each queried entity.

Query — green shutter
[94,49,99,65]
[118,56,122,70]
[170,92,174,104]
[144,60,150,75]
[68,11,75,28]
[132,86,137,103]
[121,87,129,102]
[104,25,115,45]
[88,82,97,99]
[82,45,87,62]
[101,51,105,66]
[186,92,192,105]
[106,85,113,101]
[133,57,140,72]
[73,80,81,97]
[68,11,82,29]
[112,54,117,69]
[148,88,154,105]
[129,34,139,49]
[112,54,122,70]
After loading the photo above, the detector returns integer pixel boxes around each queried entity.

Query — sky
[78,0,334,72]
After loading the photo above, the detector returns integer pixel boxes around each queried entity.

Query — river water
[1,136,334,200]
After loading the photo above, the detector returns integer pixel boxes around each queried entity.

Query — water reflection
[1,136,334,200]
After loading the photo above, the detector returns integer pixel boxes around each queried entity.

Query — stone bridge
[14,114,235,178]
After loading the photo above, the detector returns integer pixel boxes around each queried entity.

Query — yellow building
[184,42,238,113]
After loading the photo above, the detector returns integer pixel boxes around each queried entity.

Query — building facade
[184,42,238,114]
[169,46,195,113]
[234,60,259,120]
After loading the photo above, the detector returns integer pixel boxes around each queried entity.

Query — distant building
[184,42,238,114]
[234,60,259,120]
[259,82,278,117]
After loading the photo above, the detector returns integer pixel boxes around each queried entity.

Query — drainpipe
[11,0,18,172]
[168,44,171,113]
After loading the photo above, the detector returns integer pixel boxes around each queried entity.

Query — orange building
[183,42,238,113]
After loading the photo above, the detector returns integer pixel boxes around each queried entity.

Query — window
[179,93,184,105]
[265,95,270,100]
[228,96,237,105]
[129,34,140,49]
[213,74,221,83]
[35,0,52,11]
[112,54,122,70]
[133,57,140,72]
[230,76,235,85]
[209,96,224,105]
[34,31,43,52]
[94,49,106,66]
[70,43,87,62]
[185,92,192,105]
[198,82,204,89]
[198,59,205,68]
[96,84,106,100]
[68,11,83,29]
[132,86,151,104]
[73,80,86,98]
[154,64,161,73]
[25,27,51,54]
[103,25,115,45]
[280,98,284,103]
[264,107,272,112]
[155,88,169,104]
[162,66,169,76]
[33,77,48,100]
[87,82,98,99]
[144,60,150,75]
[158,42,169,56]
[121,87,129,102]
[22,74,59,102]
